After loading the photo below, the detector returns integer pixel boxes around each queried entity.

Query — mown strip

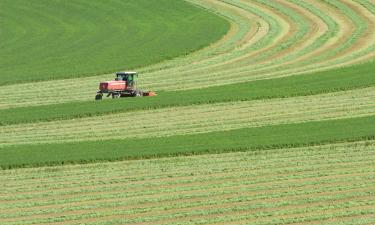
[1,142,374,224]
[1,115,374,169]
[1,60,374,126]
[1,86,373,146]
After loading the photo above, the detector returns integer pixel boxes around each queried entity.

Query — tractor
[95,71,156,100]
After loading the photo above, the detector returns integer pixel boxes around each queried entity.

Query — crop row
[3,192,375,224]
[0,141,374,224]
[1,86,373,146]
[1,60,374,125]
[142,0,375,90]
[0,0,373,109]
[2,141,374,196]
[2,159,374,203]
[3,140,372,186]
[0,115,374,169]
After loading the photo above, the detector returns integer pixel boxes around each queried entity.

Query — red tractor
[95,71,156,100]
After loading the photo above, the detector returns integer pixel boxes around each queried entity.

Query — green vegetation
[1,60,374,125]
[2,87,372,147]
[1,141,374,224]
[0,0,229,85]
[1,0,375,223]
[1,115,374,169]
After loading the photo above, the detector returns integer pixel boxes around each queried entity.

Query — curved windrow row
[0,0,373,109]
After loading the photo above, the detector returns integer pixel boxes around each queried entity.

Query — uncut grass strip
[2,87,374,146]
[1,115,374,169]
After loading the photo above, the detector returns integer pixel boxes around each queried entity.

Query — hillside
[0,0,374,224]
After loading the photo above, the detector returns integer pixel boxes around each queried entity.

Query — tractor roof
[116,71,137,75]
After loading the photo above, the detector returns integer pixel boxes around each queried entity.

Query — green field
[0,0,228,85]
[1,141,374,224]
[1,60,374,125]
[0,0,374,224]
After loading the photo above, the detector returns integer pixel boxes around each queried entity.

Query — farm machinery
[95,71,156,100]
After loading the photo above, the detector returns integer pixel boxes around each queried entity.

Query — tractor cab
[115,71,137,88]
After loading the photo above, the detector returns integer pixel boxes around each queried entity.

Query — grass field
[0,0,374,224]
[0,0,228,85]
[1,141,374,224]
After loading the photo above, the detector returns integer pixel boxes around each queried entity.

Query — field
[0,0,375,224]
[1,141,375,224]
[0,0,228,85]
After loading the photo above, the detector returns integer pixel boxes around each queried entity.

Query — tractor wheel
[95,94,102,100]
[135,90,143,97]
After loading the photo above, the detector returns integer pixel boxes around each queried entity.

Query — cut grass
[0,141,374,224]
[0,0,373,108]
[0,0,229,85]
[1,60,374,125]
[1,86,373,146]
[0,115,374,169]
